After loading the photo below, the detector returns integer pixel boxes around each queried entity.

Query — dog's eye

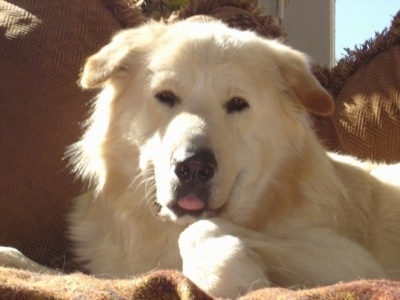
[155,91,179,108]
[225,97,249,114]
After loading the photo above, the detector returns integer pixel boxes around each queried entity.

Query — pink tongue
[177,194,205,211]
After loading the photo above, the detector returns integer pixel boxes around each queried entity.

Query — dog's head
[77,19,333,227]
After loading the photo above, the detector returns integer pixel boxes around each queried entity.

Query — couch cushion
[0,0,123,271]
[312,10,400,163]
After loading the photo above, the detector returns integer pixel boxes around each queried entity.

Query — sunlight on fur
[1,18,399,299]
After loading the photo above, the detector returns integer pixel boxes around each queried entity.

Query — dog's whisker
[128,165,159,210]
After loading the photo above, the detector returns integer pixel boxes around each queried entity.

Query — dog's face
[78,20,333,227]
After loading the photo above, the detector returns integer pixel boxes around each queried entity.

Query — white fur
[1,19,399,298]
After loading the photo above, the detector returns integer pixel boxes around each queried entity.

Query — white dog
[1,18,400,298]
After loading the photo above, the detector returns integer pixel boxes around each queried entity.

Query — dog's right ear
[80,22,166,89]
[270,42,334,116]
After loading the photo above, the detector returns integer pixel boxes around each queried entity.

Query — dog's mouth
[162,184,212,222]
[158,193,225,224]
[153,184,228,224]
[169,194,207,217]
[153,198,207,225]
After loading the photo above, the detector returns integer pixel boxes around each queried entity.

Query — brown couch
[1,0,399,298]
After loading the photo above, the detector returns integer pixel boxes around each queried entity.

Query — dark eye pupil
[155,91,178,107]
[225,97,249,114]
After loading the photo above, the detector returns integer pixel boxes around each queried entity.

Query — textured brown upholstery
[0,0,123,271]
[312,10,400,163]
[318,47,400,162]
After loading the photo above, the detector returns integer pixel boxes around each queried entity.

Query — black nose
[175,150,217,184]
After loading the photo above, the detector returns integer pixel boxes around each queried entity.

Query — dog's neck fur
[228,128,347,231]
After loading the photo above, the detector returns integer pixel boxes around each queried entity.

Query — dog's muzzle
[170,149,217,217]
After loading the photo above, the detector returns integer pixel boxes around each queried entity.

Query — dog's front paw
[0,246,29,268]
[179,219,269,298]
[0,246,56,274]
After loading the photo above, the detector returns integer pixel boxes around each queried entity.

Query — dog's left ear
[273,44,334,116]
[80,22,166,89]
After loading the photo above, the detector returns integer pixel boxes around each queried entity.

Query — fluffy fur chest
[69,193,184,277]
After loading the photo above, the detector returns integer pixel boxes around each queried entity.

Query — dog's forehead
[149,21,266,66]
[147,22,278,89]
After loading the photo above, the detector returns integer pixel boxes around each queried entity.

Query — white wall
[259,0,335,67]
